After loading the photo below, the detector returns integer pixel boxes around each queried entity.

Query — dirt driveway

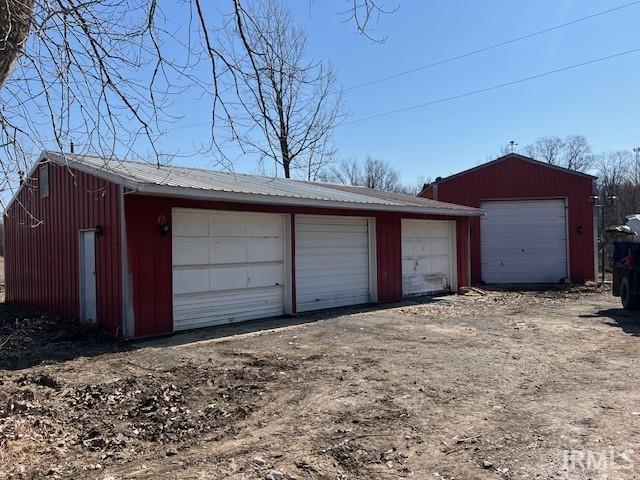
[2,286,640,479]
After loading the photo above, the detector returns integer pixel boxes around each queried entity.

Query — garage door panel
[414,220,448,237]
[173,267,209,295]
[401,238,415,257]
[480,199,567,283]
[403,274,446,293]
[296,235,368,249]
[248,264,284,288]
[430,238,450,256]
[296,288,370,311]
[246,214,282,236]
[173,209,285,330]
[431,255,451,273]
[402,219,454,296]
[173,287,284,330]
[209,213,245,236]
[247,237,283,262]
[210,238,247,264]
[173,238,209,266]
[295,215,371,313]
[174,211,209,237]
[296,264,369,277]
[297,223,368,234]
[209,266,247,291]
[297,272,369,289]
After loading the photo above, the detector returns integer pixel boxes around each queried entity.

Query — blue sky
[162,0,640,184]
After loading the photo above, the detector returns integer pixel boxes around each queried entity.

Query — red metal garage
[5,152,481,338]
[420,153,596,284]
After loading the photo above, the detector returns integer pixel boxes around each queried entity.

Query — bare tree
[331,155,402,192]
[338,0,399,43]
[219,0,343,178]
[0,0,391,209]
[524,136,565,165]
[563,134,592,172]
[402,175,432,196]
[303,142,336,182]
[522,134,593,172]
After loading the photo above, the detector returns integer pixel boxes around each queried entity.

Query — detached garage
[5,152,481,338]
[420,153,596,284]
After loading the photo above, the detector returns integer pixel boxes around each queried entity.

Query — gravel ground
[1,285,640,480]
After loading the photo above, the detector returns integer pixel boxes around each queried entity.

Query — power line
[340,47,640,126]
[344,0,640,91]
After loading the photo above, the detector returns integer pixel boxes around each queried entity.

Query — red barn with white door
[420,153,596,284]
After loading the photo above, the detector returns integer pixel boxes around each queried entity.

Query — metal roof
[40,151,482,216]
[428,153,596,188]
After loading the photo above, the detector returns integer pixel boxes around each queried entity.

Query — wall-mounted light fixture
[577,226,583,234]
[157,215,170,236]
[94,225,104,236]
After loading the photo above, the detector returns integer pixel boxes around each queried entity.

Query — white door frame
[367,217,378,303]
[448,221,458,291]
[79,229,97,323]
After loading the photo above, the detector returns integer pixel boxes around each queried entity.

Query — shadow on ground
[132,294,448,349]
[1,294,452,369]
[582,308,640,337]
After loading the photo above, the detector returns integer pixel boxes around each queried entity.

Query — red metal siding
[4,162,123,334]
[125,194,472,336]
[376,214,402,303]
[421,155,595,283]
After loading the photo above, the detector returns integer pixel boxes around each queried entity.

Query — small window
[39,164,49,198]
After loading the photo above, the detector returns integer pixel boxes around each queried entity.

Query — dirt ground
[2,285,640,480]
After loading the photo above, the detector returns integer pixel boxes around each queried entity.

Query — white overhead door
[295,215,372,312]
[172,209,286,331]
[401,219,456,296]
[480,199,568,284]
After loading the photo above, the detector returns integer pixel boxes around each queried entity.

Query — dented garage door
[401,219,456,296]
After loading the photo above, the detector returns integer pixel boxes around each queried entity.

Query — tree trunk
[281,138,291,178]
[0,0,35,88]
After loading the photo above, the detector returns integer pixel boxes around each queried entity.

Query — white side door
[295,215,372,312]
[480,199,568,283]
[401,219,456,296]
[79,230,97,322]
[172,209,286,331]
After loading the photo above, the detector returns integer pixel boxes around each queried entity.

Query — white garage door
[295,215,371,312]
[172,209,285,330]
[480,199,568,284]
[401,219,456,296]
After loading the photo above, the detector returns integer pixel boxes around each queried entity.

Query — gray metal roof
[43,151,482,216]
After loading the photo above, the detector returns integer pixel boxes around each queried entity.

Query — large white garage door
[480,199,568,283]
[401,219,456,296]
[295,215,371,312]
[172,209,285,331]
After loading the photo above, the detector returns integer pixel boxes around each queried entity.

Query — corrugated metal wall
[376,214,402,302]
[421,155,595,283]
[4,162,123,334]
[125,194,472,337]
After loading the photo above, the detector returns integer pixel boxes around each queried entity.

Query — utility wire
[340,47,640,126]
[344,0,640,91]
[168,2,640,134]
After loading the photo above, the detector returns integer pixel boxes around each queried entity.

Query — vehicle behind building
[611,215,640,310]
